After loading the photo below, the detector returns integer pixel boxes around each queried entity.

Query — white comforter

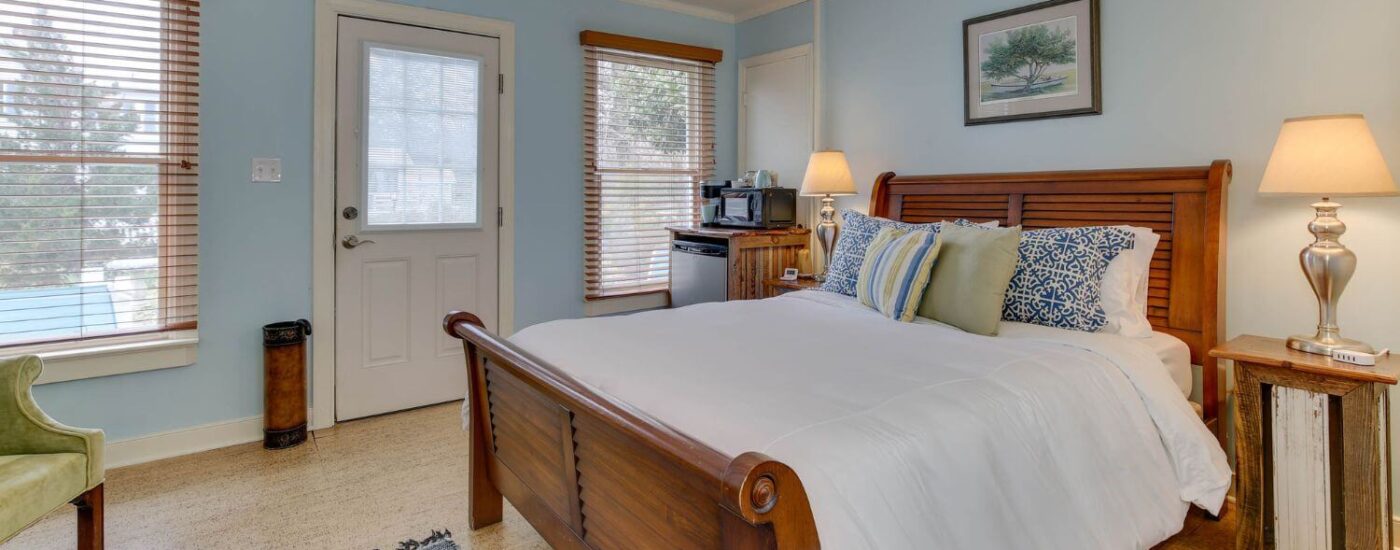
[504,290,1231,549]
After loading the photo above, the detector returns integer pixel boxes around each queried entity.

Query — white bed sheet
[502,290,1231,549]
[1146,330,1194,398]
[915,312,1195,398]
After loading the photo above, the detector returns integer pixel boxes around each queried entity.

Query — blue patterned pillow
[821,211,991,296]
[820,210,939,296]
[1001,226,1136,331]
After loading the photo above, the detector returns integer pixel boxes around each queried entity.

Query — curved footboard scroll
[444,311,820,550]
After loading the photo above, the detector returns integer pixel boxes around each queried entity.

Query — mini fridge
[670,239,728,307]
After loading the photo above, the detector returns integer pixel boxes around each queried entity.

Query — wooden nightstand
[1211,335,1398,549]
[761,277,820,298]
[668,225,810,301]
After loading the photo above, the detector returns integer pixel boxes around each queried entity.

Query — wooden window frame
[581,31,719,302]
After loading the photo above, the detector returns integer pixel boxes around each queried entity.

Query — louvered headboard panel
[868,161,1231,435]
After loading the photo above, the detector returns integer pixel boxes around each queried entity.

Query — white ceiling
[620,0,808,23]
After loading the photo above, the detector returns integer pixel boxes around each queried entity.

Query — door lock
[341,235,375,249]
[342,206,359,220]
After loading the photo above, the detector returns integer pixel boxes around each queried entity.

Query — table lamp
[1258,114,1398,356]
[800,151,858,281]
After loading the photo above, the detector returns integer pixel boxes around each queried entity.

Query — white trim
[812,0,824,148]
[616,0,736,23]
[617,0,808,23]
[812,0,825,260]
[12,331,200,385]
[583,292,669,317]
[105,414,264,469]
[312,0,516,431]
[1393,515,1399,549]
[736,0,810,22]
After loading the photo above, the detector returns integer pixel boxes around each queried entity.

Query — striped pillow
[856,228,943,322]
[819,210,995,297]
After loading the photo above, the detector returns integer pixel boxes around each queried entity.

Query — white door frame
[311,0,516,430]
[737,43,815,174]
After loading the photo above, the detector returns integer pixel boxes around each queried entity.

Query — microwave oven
[716,187,796,228]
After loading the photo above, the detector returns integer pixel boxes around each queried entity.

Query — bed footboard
[444,312,820,549]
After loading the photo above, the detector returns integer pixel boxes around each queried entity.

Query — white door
[335,17,500,420]
[739,45,817,261]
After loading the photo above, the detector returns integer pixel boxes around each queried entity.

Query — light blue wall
[32,0,738,441]
[821,0,1400,504]
[736,1,813,59]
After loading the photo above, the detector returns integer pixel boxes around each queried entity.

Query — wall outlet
[252,157,282,183]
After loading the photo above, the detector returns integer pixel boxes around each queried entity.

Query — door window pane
[364,46,479,227]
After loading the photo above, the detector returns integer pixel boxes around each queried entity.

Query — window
[0,0,200,348]
[581,31,719,300]
[365,45,480,229]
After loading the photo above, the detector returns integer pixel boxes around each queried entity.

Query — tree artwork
[980,23,1076,95]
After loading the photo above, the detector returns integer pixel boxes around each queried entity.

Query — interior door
[739,45,816,262]
[335,17,500,420]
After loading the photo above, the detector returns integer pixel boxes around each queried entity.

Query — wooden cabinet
[1211,335,1398,549]
[667,226,809,301]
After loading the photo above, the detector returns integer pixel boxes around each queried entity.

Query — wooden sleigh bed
[444,161,1232,549]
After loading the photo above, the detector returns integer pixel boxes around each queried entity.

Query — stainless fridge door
[670,241,728,307]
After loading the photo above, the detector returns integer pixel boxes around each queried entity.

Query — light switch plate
[252,157,282,183]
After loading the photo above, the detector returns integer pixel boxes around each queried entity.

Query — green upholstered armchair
[1,355,105,549]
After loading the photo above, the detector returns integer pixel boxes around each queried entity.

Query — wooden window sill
[584,290,669,317]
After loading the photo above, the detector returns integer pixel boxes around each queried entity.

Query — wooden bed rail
[444,311,820,549]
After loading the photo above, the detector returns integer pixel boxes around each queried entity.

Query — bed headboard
[869,160,1231,435]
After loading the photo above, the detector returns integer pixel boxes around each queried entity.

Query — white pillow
[1099,226,1159,338]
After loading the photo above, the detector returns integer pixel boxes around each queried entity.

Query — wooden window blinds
[582,31,719,300]
[0,0,200,347]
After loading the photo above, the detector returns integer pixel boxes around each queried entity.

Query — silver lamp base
[813,195,838,282]
[1287,334,1375,356]
[1289,199,1375,357]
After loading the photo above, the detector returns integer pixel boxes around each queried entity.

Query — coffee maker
[700,180,730,226]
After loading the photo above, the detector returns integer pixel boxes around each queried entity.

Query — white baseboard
[104,407,318,469]
[105,414,266,469]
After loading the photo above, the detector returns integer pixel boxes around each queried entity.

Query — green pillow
[916,224,1022,335]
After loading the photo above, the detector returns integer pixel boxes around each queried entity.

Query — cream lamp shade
[1258,114,1398,197]
[800,151,858,196]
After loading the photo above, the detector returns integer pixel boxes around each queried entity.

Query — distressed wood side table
[1212,335,1397,549]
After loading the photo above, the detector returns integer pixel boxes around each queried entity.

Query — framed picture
[963,0,1100,125]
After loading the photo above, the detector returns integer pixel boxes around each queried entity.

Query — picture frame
[963,0,1101,125]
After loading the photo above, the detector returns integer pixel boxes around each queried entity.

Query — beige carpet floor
[2,401,1233,549]
[3,402,547,550]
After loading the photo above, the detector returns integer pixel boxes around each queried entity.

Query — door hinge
[498,74,505,94]
[497,206,504,227]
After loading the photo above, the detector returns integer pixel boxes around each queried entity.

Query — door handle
[341,235,376,249]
